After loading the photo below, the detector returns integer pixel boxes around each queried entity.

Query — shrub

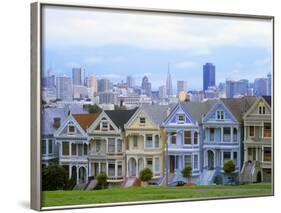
[181,165,192,178]
[139,168,153,183]
[42,164,67,191]
[223,160,235,174]
[95,172,108,189]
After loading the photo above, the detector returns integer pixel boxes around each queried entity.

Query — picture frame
[31,1,274,211]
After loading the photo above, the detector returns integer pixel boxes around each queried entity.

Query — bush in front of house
[139,168,153,183]
[223,160,236,184]
[181,165,192,179]
[42,164,67,191]
[95,172,108,190]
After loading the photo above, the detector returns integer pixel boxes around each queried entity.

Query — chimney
[53,117,61,129]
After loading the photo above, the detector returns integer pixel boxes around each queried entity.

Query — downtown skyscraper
[203,63,216,91]
[166,65,173,97]
[72,67,83,85]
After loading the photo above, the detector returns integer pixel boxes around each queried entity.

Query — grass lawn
[42,184,272,207]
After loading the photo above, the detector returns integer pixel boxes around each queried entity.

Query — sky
[42,5,273,91]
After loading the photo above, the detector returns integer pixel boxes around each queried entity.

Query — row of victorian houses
[42,96,272,188]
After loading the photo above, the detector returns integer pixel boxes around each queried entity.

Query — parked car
[168,180,186,187]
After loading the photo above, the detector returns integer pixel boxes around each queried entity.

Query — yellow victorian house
[124,105,171,184]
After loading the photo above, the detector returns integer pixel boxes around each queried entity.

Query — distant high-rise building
[141,76,152,96]
[177,80,188,94]
[98,78,111,92]
[254,78,267,96]
[126,76,134,88]
[72,68,83,85]
[203,63,216,91]
[166,65,173,97]
[159,85,167,100]
[99,91,118,104]
[88,74,98,98]
[225,79,249,98]
[56,76,73,101]
[267,73,272,96]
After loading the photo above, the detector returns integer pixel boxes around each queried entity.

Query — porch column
[58,142,62,158]
[261,147,264,162]
[244,126,247,141]
[244,147,248,162]
[221,127,224,142]
[106,161,108,176]
[88,161,92,177]
[98,162,101,174]
[76,166,79,184]
[174,155,177,171]
[69,142,72,158]
[230,127,233,142]
[136,157,139,177]
[115,161,118,177]
[256,148,258,161]
[221,151,224,168]
[115,139,117,153]
[126,159,129,177]
[69,163,72,179]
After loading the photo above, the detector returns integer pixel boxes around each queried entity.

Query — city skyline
[43,6,272,91]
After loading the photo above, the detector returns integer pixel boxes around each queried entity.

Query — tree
[42,164,67,191]
[181,165,192,182]
[223,160,236,184]
[84,104,102,114]
[95,172,108,189]
[139,168,153,184]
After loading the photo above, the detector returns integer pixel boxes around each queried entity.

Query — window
[78,144,83,156]
[154,135,160,148]
[117,162,122,176]
[101,122,108,130]
[96,140,101,152]
[223,127,231,142]
[193,155,198,170]
[62,142,69,155]
[178,114,185,123]
[184,155,192,167]
[101,163,106,173]
[210,128,215,141]
[264,123,271,137]
[48,140,53,154]
[184,131,192,145]
[71,143,76,156]
[68,125,75,133]
[264,147,271,161]
[171,132,177,144]
[84,144,87,155]
[223,152,231,164]
[259,106,266,114]
[108,138,115,152]
[154,157,160,172]
[194,132,198,144]
[233,152,238,165]
[146,158,153,171]
[216,110,224,120]
[233,128,238,142]
[249,126,255,137]
[42,140,46,154]
[117,139,122,152]
[133,136,138,148]
[140,117,146,124]
[108,163,115,176]
[145,134,153,148]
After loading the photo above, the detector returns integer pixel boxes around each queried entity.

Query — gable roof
[104,108,138,130]
[42,107,68,135]
[141,104,176,125]
[262,96,271,107]
[181,100,217,123]
[72,113,100,131]
[222,96,257,122]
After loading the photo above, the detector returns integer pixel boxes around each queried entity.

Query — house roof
[262,96,271,107]
[105,108,138,130]
[221,96,257,122]
[181,100,217,123]
[73,113,100,131]
[141,104,176,126]
[42,107,68,135]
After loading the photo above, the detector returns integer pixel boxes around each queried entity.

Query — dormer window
[259,106,266,114]
[216,110,224,120]
[68,125,75,134]
[101,121,108,131]
[140,117,146,124]
[178,114,185,123]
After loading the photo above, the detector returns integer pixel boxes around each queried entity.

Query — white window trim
[177,113,185,124]
[193,154,199,170]
[154,157,160,173]
[144,134,153,149]
[101,121,109,131]
[216,110,224,120]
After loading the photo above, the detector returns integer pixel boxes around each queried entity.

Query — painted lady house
[87,109,137,187]
[202,97,256,185]
[241,96,272,183]
[163,101,215,185]
[124,105,170,186]
[54,113,100,188]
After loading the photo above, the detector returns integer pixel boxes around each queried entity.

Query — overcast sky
[42,5,273,91]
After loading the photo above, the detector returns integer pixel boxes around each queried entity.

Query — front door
[169,156,175,173]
